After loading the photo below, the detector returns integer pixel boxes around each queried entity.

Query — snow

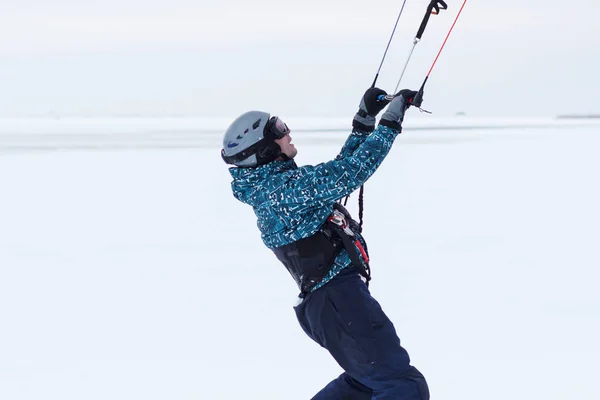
[1,118,599,399]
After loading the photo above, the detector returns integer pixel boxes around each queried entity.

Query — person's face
[274,132,297,160]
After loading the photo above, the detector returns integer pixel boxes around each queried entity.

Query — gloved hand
[352,87,390,132]
[379,89,422,131]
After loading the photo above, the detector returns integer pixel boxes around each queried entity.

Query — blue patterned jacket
[228,124,400,291]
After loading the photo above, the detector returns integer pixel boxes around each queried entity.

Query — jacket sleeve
[274,125,400,206]
[335,128,371,160]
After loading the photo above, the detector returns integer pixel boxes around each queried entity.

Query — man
[222,87,429,399]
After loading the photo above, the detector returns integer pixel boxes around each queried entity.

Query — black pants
[294,268,429,400]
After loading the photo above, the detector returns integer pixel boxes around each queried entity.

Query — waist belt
[271,203,371,296]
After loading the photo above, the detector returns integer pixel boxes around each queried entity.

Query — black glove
[404,89,423,108]
[379,89,422,131]
[352,87,390,132]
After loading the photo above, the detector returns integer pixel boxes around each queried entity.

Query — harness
[271,203,371,297]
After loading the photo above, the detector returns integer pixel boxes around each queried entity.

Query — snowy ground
[1,118,599,399]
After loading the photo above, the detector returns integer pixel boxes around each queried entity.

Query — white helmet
[221,111,290,167]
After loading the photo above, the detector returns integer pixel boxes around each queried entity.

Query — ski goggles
[264,116,290,140]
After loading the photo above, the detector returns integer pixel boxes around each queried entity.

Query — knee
[399,366,429,400]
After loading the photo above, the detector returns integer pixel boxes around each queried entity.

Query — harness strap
[335,229,371,283]
[327,208,371,283]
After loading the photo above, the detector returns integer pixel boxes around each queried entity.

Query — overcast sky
[0,0,598,118]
